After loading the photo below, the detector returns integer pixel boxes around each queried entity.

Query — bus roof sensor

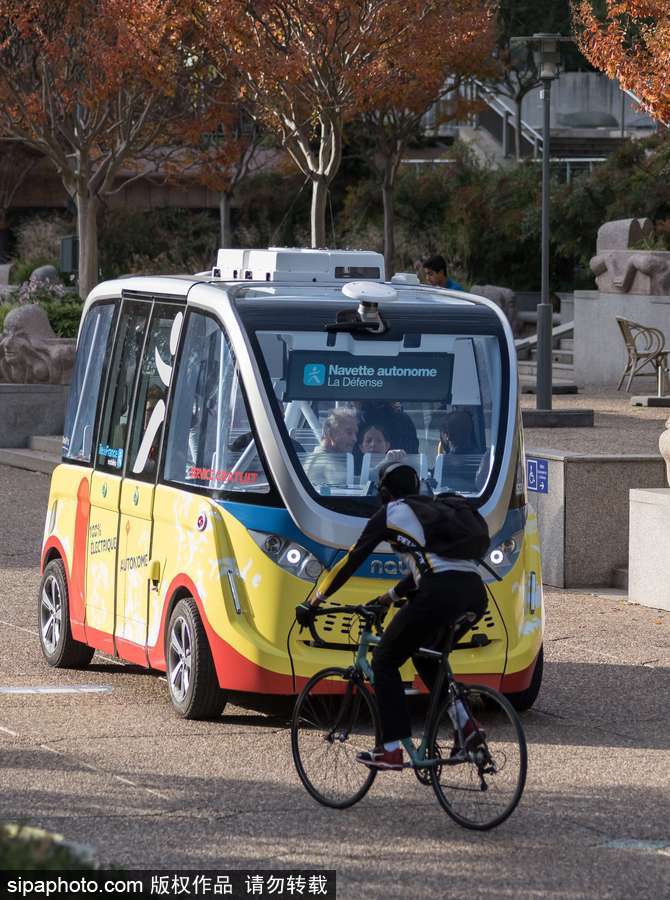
[212,247,385,283]
[325,281,396,335]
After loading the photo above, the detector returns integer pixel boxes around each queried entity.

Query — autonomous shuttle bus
[39,248,543,718]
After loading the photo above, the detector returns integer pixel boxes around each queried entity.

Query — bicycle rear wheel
[429,683,527,830]
[291,667,381,809]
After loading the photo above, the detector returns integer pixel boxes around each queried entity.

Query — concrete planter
[628,489,670,611]
[0,383,69,448]
[527,450,666,587]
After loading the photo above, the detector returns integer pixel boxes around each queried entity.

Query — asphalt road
[0,465,668,898]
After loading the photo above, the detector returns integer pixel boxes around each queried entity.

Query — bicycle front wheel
[291,667,381,809]
[429,683,527,830]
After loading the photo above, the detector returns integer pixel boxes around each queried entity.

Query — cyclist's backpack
[403,494,490,560]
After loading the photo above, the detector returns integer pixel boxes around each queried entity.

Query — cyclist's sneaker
[356,746,404,770]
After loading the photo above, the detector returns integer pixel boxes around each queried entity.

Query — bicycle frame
[313,607,471,771]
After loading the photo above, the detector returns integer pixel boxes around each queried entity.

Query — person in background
[422,254,463,291]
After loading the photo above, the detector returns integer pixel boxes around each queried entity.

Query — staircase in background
[516,322,576,394]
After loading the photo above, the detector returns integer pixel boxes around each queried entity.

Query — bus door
[115,303,183,664]
[86,299,151,654]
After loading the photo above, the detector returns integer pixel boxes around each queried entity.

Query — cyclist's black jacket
[318,497,480,600]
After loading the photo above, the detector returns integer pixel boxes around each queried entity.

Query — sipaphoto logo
[303,363,326,386]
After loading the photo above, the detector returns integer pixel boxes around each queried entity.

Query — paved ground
[0,464,669,898]
[522,385,670,455]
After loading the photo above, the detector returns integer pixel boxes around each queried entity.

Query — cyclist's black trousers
[371,571,487,744]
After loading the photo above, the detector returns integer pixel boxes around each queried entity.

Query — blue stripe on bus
[217,501,342,567]
[219,501,528,581]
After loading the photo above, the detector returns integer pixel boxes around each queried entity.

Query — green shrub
[99,207,219,278]
[0,823,94,870]
[0,293,82,339]
[9,256,54,285]
[40,299,84,337]
[0,301,15,332]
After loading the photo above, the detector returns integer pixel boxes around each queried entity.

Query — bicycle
[290,602,527,831]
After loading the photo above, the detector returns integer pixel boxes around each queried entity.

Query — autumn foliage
[201,1,480,248]
[0,0,209,296]
[359,0,495,271]
[573,1,670,125]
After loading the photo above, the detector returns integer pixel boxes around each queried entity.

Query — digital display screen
[286,350,454,402]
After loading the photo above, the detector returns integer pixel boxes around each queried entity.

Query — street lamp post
[532,34,561,411]
[509,33,594,428]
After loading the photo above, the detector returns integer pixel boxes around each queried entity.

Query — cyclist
[296,461,487,771]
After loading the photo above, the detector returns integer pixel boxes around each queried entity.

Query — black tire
[291,667,381,809]
[38,559,94,668]
[166,598,226,719]
[505,645,544,712]
[429,683,527,831]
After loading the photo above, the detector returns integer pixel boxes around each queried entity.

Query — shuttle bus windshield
[239,301,509,516]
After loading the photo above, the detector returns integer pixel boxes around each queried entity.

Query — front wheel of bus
[166,598,226,720]
[38,559,94,668]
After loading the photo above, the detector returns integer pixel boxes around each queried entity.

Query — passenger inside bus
[356,401,419,454]
[303,407,358,486]
[436,410,478,456]
[359,421,391,455]
[433,410,483,493]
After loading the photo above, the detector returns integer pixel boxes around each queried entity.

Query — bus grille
[320,602,502,643]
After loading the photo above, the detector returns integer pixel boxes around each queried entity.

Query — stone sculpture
[470,284,521,336]
[589,218,670,295]
[660,418,670,487]
[0,304,74,384]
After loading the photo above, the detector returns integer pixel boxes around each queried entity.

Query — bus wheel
[166,598,226,720]
[504,645,543,712]
[38,559,94,668]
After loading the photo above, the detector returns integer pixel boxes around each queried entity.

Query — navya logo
[303,363,326,387]
[365,556,410,579]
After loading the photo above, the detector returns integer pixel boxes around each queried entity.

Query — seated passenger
[356,401,419,454]
[359,421,391,456]
[303,408,358,487]
[358,420,408,483]
[436,410,478,456]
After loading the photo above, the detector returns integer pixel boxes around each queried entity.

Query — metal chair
[615,316,669,396]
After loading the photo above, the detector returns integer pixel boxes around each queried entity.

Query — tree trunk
[219,191,233,248]
[382,168,395,279]
[310,176,328,248]
[514,96,523,161]
[0,207,9,264]
[77,192,99,299]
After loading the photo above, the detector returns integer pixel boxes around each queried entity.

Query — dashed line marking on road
[0,686,113,695]
[0,619,38,637]
[36,744,170,800]
[0,725,18,736]
[604,839,670,854]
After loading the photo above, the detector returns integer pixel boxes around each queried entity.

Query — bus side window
[126,304,183,481]
[62,303,116,464]
[96,300,151,472]
[163,311,269,493]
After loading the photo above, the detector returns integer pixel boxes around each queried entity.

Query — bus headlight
[485,533,522,578]
[249,530,323,582]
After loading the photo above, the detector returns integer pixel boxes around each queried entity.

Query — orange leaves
[573,0,670,124]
